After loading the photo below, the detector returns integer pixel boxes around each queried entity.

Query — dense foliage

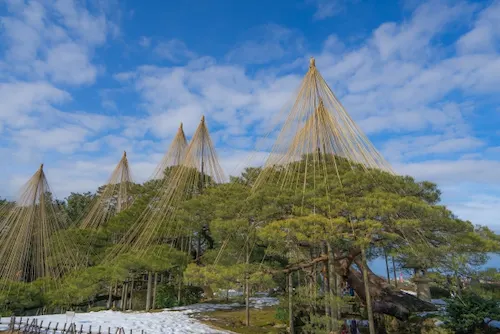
[0,155,499,333]
[444,292,500,334]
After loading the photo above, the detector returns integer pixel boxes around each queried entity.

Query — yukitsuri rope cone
[79,151,134,230]
[245,58,392,334]
[0,164,78,289]
[149,123,188,181]
[105,116,225,261]
[253,57,392,192]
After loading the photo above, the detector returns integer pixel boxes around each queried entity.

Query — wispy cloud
[226,24,304,65]
[0,0,499,230]
[306,0,348,20]
[154,39,197,62]
[0,0,115,85]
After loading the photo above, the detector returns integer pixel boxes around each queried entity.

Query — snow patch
[0,298,279,334]
[2,310,228,333]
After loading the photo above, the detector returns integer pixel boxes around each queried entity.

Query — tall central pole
[200,116,205,193]
[197,116,205,265]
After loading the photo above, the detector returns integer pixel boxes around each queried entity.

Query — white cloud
[306,0,346,20]
[449,194,500,228]
[52,0,109,45]
[42,42,97,84]
[0,2,44,63]
[114,60,303,143]
[12,126,90,154]
[456,0,500,54]
[395,159,500,185]
[226,24,304,65]
[139,36,151,48]
[1,0,500,232]
[383,134,485,162]
[372,0,475,61]
[0,81,70,128]
[149,105,204,139]
[154,39,196,62]
[0,0,115,85]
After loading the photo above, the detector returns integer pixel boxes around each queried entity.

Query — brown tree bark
[274,249,436,321]
[345,258,436,320]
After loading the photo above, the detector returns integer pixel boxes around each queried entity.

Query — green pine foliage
[1,154,498,332]
[444,292,500,334]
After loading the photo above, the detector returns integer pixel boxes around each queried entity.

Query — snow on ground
[400,289,417,296]
[172,297,279,313]
[0,297,279,334]
[1,309,228,334]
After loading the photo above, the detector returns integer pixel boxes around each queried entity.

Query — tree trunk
[322,243,331,332]
[361,248,376,334]
[107,285,113,309]
[128,277,134,310]
[177,274,183,304]
[196,235,201,263]
[374,314,388,334]
[455,271,462,296]
[245,238,250,327]
[313,250,318,307]
[327,242,339,331]
[345,258,436,320]
[124,282,129,311]
[384,249,391,285]
[288,272,294,334]
[146,272,153,311]
[275,251,437,321]
[392,256,397,288]
[120,282,126,310]
[153,273,158,309]
[112,281,118,308]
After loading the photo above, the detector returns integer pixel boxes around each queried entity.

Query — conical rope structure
[253,57,392,192]
[105,116,225,261]
[245,58,393,334]
[78,151,134,230]
[0,165,79,290]
[149,123,188,181]
[0,199,15,231]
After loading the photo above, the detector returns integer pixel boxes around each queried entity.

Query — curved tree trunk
[279,250,437,321]
[345,258,436,320]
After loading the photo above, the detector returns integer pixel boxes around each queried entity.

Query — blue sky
[0,0,499,232]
